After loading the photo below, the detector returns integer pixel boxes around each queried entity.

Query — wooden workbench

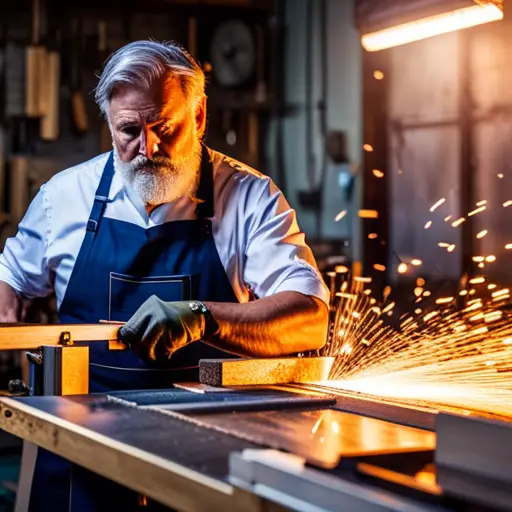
[0,393,286,512]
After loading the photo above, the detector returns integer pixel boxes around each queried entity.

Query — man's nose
[139,128,161,159]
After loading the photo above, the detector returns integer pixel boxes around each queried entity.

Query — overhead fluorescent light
[362,2,503,52]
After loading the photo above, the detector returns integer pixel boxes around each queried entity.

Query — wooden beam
[199,357,334,387]
[0,324,123,351]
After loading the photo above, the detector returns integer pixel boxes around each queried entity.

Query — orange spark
[358,210,379,219]
[335,210,347,222]
[430,198,446,212]
[468,206,486,216]
[398,263,408,274]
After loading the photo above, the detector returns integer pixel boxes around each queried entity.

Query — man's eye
[154,122,173,135]
[121,126,140,137]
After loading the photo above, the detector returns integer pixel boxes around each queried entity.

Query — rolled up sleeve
[0,186,52,298]
[243,179,329,306]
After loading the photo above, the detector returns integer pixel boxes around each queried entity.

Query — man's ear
[195,95,207,138]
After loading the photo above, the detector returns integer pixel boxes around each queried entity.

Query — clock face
[210,19,256,88]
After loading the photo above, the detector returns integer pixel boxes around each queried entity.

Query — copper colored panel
[178,407,435,469]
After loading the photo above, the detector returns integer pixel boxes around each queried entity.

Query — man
[0,40,329,509]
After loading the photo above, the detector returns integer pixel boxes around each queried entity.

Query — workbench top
[0,388,440,512]
[0,390,276,511]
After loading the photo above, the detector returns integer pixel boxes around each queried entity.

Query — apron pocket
[108,272,198,321]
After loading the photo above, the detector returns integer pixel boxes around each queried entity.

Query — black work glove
[118,296,218,361]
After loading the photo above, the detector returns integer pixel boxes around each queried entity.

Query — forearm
[204,291,328,357]
[0,280,21,322]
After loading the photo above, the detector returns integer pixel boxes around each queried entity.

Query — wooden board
[199,357,334,387]
[0,395,274,512]
[0,323,124,351]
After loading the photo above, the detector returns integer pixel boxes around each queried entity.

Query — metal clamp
[59,330,73,346]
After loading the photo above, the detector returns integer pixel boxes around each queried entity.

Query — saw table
[1,386,510,512]
[0,324,511,511]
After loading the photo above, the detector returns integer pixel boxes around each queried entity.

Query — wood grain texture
[199,357,334,387]
[0,397,267,512]
[0,324,123,351]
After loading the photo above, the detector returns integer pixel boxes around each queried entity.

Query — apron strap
[195,145,214,219]
[86,152,115,233]
[68,152,115,278]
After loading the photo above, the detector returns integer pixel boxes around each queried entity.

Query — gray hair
[95,40,205,117]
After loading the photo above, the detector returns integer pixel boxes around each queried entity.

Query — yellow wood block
[199,357,334,387]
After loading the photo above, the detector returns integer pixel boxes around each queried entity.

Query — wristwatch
[188,301,220,341]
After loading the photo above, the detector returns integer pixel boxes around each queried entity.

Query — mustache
[130,155,171,170]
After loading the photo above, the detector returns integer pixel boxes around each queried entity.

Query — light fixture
[359,1,503,52]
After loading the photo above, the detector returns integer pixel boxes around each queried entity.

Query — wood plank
[0,324,123,351]
[0,397,265,512]
[199,357,334,387]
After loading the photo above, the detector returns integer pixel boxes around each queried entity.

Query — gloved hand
[118,296,218,361]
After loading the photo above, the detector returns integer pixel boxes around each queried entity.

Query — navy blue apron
[29,146,239,511]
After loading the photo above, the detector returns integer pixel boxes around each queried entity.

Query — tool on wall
[96,20,112,153]
[40,28,60,142]
[25,0,47,119]
[69,18,88,135]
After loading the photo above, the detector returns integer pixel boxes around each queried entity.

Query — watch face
[210,19,256,88]
[189,301,207,314]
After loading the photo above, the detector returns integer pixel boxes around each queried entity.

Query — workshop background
[0,0,510,508]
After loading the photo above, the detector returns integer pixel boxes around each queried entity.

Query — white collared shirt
[0,148,329,309]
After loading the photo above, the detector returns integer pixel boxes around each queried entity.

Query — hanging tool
[69,17,88,135]
[96,20,112,152]
[40,27,60,141]
[25,0,47,118]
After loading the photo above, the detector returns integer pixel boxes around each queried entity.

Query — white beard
[113,141,202,205]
